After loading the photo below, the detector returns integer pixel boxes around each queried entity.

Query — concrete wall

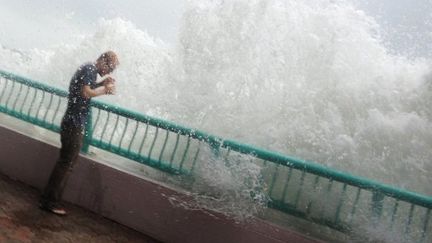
[0,124,321,243]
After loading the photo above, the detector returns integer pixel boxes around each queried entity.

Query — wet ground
[0,173,161,243]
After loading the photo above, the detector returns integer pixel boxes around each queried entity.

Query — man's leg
[40,125,83,214]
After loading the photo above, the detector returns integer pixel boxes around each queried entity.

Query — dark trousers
[40,124,84,205]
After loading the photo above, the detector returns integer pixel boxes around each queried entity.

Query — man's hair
[98,51,119,66]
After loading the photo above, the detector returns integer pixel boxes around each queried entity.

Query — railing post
[81,108,93,154]
[211,139,221,157]
[372,191,385,221]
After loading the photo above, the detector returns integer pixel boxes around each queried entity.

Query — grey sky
[0,0,184,49]
[353,0,432,58]
[0,0,430,57]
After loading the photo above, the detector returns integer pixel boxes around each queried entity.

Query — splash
[169,0,432,195]
[189,147,269,221]
[165,146,269,221]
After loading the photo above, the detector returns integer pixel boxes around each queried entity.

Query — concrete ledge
[0,123,322,243]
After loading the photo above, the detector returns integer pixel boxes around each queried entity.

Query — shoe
[39,202,67,216]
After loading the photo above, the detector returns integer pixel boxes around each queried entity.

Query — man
[39,51,119,215]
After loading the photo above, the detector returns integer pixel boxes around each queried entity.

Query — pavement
[0,173,161,243]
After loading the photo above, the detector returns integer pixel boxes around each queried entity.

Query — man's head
[95,51,119,76]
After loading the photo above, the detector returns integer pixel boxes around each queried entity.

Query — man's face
[98,59,116,76]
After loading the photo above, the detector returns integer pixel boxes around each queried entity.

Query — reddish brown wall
[0,124,322,243]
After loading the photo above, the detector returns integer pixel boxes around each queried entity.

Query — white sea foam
[170,0,432,195]
[165,146,269,221]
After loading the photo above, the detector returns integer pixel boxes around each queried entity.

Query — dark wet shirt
[62,63,98,128]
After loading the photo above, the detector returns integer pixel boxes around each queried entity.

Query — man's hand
[101,77,116,86]
[103,77,116,95]
[105,83,116,95]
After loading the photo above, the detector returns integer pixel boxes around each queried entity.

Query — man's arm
[82,85,107,98]
[82,85,114,99]
[82,76,116,98]
[94,77,115,88]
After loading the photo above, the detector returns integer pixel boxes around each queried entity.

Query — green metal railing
[0,69,431,242]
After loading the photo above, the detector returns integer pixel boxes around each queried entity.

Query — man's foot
[39,202,67,216]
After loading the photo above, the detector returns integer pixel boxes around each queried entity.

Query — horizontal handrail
[221,140,432,208]
[0,70,68,97]
[90,97,432,210]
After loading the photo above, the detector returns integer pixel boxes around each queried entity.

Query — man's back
[63,63,98,128]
